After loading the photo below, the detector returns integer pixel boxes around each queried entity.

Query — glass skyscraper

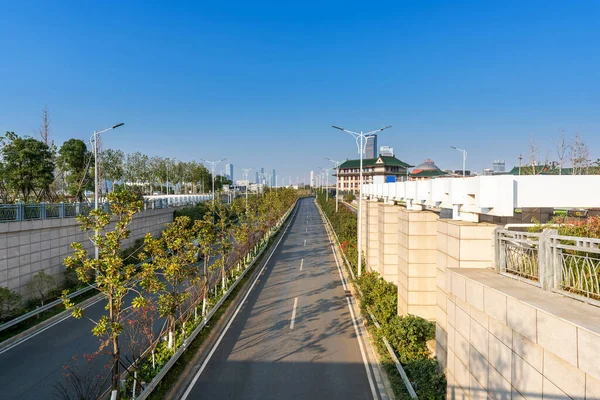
[365,134,378,159]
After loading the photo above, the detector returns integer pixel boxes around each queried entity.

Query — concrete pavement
[180,197,387,400]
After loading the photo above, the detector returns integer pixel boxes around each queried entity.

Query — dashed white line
[290,297,298,329]
[303,239,306,246]
[300,258,304,271]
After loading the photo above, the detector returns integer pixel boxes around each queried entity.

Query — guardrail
[0,195,211,223]
[0,284,97,333]
[315,199,418,399]
[495,228,600,307]
[134,198,299,400]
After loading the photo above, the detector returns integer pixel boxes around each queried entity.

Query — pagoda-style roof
[338,156,413,169]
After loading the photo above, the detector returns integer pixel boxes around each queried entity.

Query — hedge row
[316,193,446,399]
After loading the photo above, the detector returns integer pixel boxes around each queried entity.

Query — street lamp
[200,158,226,208]
[90,122,124,260]
[451,146,467,178]
[326,158,344,212]
[241,167,252,212]
[320,167,331,201]
[333,124,391,276]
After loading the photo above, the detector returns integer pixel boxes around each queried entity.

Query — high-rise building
[310,171,315,187]
[493,160,505,173]
[365,134,378,158]
[255,171,259,184]
[271,169,276,187]
[380,146,394,157]
[225,164,234,181]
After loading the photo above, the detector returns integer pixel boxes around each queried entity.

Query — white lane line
[306,227,308,233]
[329,240,378,399]
[303,239,306,246]
[180,202,297,400]
[300,258,304,271]
[0,294,106,355]
[290,297,298,329]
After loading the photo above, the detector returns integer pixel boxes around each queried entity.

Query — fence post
[40,202,46,219]
[16,202,24,221]
[59,202,65,218]
[539,229,557,291]
[551,233,562,291]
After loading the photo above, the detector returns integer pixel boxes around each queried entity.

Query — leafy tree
[27,271,57,306]
[0,132,55,202]
[57,139,93,201]
[214,199,233,290]
[195,212,217,315]
[140,216,199,348]
[101,149,124,192]
[0,287,21,320]
[62,190,144,399]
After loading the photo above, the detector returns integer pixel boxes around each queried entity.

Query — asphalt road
[180,198,386,400]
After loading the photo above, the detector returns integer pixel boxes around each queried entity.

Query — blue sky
[1,1,599,182]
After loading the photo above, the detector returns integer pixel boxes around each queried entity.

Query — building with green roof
[335,155,414,193]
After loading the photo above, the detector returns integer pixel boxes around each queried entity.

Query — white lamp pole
[201,158,226,207]
[320,167,331,201]
[90,122,124,261]
[326,158,343,212]
[451,146,467,177]
[332,125,391,276]
[241,167,252,212]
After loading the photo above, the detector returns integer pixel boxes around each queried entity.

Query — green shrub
[0,287,22,321]
[345,193,356,202]
[384,315,435,363]
[316,192,446,399]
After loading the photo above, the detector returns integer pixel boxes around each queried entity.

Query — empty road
[180,197,387,400]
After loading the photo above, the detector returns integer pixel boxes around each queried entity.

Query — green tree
[0,132,55,202]
[140,216,199,348]
[214,199,233,290]
[101,149,125,192]
[27,271,57,306]
[195,212,216,315]
[57,139,93,201]
[62,190,144,399]
[0,287,21,320]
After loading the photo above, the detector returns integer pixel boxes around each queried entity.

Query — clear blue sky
[1,1,599,182]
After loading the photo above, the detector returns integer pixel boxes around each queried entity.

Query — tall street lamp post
[201,158,226,206]
[320,167,331,201]
[332,125,391,276]
[451,146,467,178]
[326,158,343,212]
[90,122,124,261]
[241,167,252,212]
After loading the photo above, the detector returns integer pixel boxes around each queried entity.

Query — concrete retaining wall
[0,208,174,297]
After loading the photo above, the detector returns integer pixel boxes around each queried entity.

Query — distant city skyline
[1,2,599,180]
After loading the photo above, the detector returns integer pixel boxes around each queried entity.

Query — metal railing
[496,229,541,287]
[495,228,600,307]
[0,195,211,223]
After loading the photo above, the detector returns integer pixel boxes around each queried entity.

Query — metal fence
[0,195,210,223]
[495,228,600,308]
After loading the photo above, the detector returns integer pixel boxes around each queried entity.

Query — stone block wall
[0,208,174,297]
[367,201,379,272]
[440,268,600,400]
[377,204,399,284]
[397,208,439,319]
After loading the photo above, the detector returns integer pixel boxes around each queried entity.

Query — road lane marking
[180,200,297,400]
[300,258,304,271]
[0,294,107,355]
[328,230,378,399]
[290,297,298,329]
[303,239,306,246]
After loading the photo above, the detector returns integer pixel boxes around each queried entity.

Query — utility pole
[332,125,391,277]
